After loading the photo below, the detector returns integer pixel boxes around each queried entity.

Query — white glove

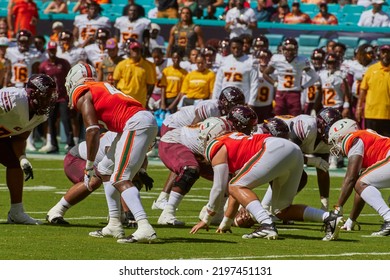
[341,218,360,231]
[19,156,33,181]
[84,168,95,191]
[306,156,329,172]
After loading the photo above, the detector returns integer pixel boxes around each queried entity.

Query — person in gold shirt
[160,50,188,113]
[113,40,156,107]
[179,53,215,107]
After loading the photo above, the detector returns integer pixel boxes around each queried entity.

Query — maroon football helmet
[282,37,298,61]
[252,35,269,51]
[311,48,326,71]
[263,117,289,139]
[16,29,32,52]
[227,105,258,135]
[218,86,245,116]
[316,107,342,143]
[26,74,58,115]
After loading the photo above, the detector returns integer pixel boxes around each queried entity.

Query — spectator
[225,0,257,39]
[44,0,68,14]
[98,38,124,85]
[270,1,290,23]
[157,0,179,18]
[356,44,390,136]
[312,2,338,25]
[160,49,188,112]
[196,0,225,19]
[149,23,166,53]
[326,39,336,54]
[39,41,73,154]
[284,1,311,24]
[254,0,276,22]
[178,0,199,15]
[73,0,93,14]
[8,0,39,37]
[122,0,146,17]
[50,21,64,43]
[179,54,216,106]
[148,48,170,111]
[0,17,10,38]
[239,33,253,55]
[113,40,156,107]
[203,5,218,20]
[358,0,390,27]
[166,7,205,58]
[0,37,11,88]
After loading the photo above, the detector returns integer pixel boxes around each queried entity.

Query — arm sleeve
[207,163,229,212]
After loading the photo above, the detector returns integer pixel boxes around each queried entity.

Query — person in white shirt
[149,23,165,53]
[358,0,390,27]
[73,2,111,47]
[224,0,257,39]
[212,37,258,103]
[263,37,319,116]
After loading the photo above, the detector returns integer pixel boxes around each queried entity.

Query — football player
[0,74,57,224]
[329,119,390,236]
[65,62,157,244]
[263,37,319,116]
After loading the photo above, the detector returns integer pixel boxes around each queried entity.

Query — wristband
[343,102,350,109]
[139,168,146,174]
[85,160,94,170]
[86,125,100,132]
[273,81,278,88]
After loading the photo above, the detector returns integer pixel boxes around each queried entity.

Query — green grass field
[1,157,390,260]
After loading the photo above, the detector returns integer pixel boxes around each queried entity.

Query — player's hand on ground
[190,220,209,234]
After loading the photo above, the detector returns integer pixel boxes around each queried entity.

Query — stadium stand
[297,34,322,57]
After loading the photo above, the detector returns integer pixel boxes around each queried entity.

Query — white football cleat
[117,225,157,244]
[151,198,168,210]
[158,212,185,226]
[89,225,125,239]
[7,211,43,225]
[26,142,36,152]
[38,144,57,153]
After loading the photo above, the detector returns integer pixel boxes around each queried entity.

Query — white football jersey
[114,16,151,48]
[57,46,87,67]
[74,14,111,45]
[269,54,311,91]
[282,114,330,154]
[160,124,203,155]
[348,60,375,98]
[78,131,117,164]
[85,43,108,69]
[5,47,44,87]
[163,99,221,129]
[212,54,258,103]
[318,70,345,108]
[0,87,47,137]
[248,70,275,107]
[302,71,321,105]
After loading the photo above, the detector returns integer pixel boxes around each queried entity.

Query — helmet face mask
[65,63,97,108]
[218,86,245,115]
[316,107,343,143]
[26,74,57,115]
[226,105,258,135]
[328,119,359,156]
[16,30,32,52]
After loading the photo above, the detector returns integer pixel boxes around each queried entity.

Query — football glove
[139,170,154,191]
[20,157,33,181]
[84,167,95,191]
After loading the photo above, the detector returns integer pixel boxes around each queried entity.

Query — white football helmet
[328,119,359,156]
[65,63,97,107]
[198,117,233,152]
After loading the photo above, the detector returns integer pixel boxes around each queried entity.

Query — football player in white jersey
[318,53,351,118]
[73,2,111,47]
[5,30,44,88]
[114,4,151,54]
[85,28,110,70]
[302,48,326,116]
[212,37,258,103]
[261,108,342,211]
[249,48,275,123]
[0,74,57,224]
[152,86,246,210]
[57,30,87,67]
[263,37,319,116]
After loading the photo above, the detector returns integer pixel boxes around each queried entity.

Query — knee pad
[174,167,200,193]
